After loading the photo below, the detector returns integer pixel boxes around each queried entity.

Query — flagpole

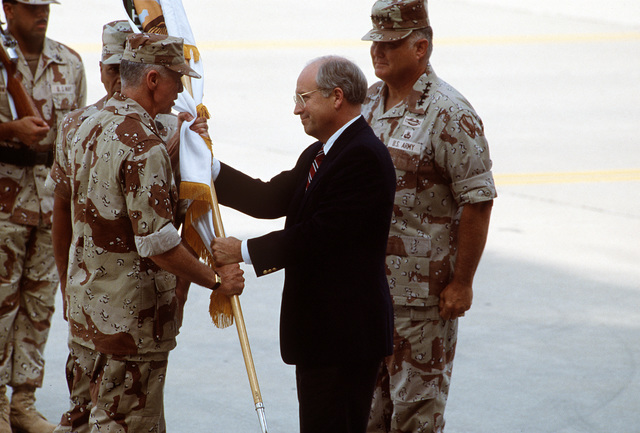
[210,187,269,432]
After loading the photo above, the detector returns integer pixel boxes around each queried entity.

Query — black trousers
[295,358,382,433]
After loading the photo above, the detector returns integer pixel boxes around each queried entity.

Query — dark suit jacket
[215,116,396,366]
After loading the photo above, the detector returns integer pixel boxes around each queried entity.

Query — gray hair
[409,26,434,62]
[120,59,171,87]
[311,56,368,105]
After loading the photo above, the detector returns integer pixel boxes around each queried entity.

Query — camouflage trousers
[53,342,169,433]
[0,220,58,388]
[367,305,458,433]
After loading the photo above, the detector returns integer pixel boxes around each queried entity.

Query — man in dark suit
[211,56,396,433]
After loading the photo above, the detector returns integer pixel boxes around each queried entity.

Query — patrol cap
[10,0,60,4]
[101,20,133,65]
[122,33,201,79]
[361,0,430,42]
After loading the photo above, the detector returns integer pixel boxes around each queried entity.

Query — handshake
[210,237,245,296]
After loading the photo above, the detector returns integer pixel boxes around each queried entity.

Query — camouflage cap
[11,0,60,4]
[101,20,134,65]
[122,33,201,79]
[361,0,430,42]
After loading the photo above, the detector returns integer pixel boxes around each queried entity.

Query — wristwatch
[210,272,222,291]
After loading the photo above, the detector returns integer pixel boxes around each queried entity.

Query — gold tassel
[209,291,234,328]
[182,215,234,329]
[183,44,200,62]
[196,104,211,119]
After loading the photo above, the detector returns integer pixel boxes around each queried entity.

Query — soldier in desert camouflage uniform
[50,33,243,433]
[49,20,192,295]
[0,0,85,432]
[49,24,208,433]
[360,1,496,432]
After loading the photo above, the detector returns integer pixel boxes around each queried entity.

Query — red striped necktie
[306,147,325,189]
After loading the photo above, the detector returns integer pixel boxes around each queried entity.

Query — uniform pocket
[389,146,420,209]
[52,92,75,111]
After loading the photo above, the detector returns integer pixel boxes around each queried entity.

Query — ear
[332,87,345,110]
[146,69,160,91]
[414,38,430,61]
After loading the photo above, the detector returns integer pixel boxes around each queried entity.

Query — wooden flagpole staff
[210,188,269,432]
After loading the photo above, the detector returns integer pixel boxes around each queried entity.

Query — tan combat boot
[9,386,56,433]
[0,386,11,433]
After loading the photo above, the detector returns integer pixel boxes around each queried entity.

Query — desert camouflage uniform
[154,113,178,143]
[0,37,85,389]
[49,101,183,433]
[49,92,182,433]
[362,65,497,433]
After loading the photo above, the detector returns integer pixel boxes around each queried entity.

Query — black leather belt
[0,146,54,167]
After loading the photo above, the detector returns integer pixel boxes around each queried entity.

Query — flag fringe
[180,181,213,205]
[196,103,210,120]
[184,44,200,62]
[209,291,235,328]
[182,217,234,329]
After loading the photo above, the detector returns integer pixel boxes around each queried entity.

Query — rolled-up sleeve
[451,171,497,205]
[135,223,182,257]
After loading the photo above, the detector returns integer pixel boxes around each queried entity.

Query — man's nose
[371,43,383,57]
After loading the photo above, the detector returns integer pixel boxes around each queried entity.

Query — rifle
[0,22,42,120]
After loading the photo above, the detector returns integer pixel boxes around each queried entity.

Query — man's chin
[373,66,389,80]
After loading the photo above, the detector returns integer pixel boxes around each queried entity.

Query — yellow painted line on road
[193,32,640,50]
[68,32,640,54]
[436,31,640,46]
[494,169,640,186]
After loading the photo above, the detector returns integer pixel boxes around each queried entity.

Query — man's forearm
[52,195,72,294]
[451,200,493,285]
[0,121,17,142]
[151,242,218,289]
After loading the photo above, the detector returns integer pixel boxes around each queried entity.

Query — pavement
[24,0,640,432]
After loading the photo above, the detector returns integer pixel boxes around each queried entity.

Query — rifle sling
[0,146,54,167]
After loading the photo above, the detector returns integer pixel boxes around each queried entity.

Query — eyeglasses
[293,89,320,108]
